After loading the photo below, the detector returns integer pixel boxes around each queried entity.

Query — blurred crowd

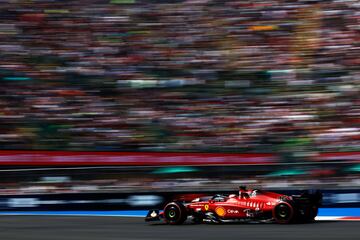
[0,0,360,156]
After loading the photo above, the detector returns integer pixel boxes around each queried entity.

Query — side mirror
[209,200,214,204]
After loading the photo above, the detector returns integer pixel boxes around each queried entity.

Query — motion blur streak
[0,0,359,193]
[0,0,359,155]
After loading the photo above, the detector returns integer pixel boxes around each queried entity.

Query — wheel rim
[279,205,289,218]
[275,203,292,222]
[168,210,176,218]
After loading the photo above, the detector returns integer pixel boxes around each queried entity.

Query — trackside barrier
[0,190,359,211]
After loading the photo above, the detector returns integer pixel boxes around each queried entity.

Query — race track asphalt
[0,216,358,240]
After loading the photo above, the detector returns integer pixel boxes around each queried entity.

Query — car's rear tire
[273,202,294,224]
[164,202,187,225]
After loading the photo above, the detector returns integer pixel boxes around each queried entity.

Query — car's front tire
[163,202,187,225]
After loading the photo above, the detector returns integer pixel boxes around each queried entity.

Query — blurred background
[0,0,359,210]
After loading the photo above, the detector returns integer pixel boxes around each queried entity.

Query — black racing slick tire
[163,202,187,225]
[273,202,295,224]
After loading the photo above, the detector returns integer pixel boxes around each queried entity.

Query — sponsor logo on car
[227,209,239,214]
[215,206,226,217]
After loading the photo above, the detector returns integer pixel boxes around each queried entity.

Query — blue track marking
[318,208,360,217]
[0,208,359,217]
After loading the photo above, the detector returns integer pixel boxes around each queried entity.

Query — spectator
[0,0,359,155]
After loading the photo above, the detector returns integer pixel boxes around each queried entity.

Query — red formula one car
[145,187,322,224]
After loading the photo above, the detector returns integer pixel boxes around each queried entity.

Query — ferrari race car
[145,187,322,224]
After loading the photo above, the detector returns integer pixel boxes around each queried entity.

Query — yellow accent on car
[215,207,226,217]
